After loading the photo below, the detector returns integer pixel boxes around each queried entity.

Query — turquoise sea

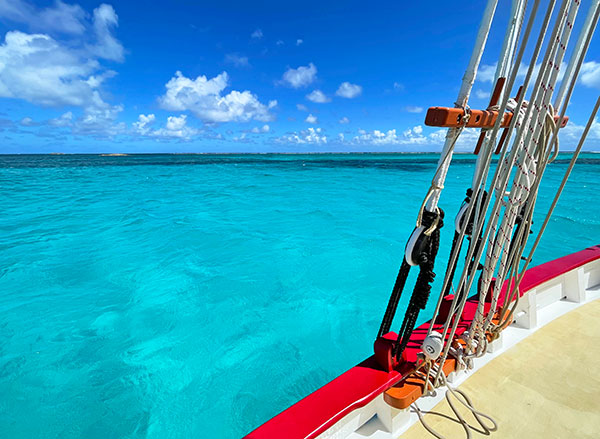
[0,153,598,438]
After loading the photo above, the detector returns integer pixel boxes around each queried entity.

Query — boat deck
[402,299,600,439]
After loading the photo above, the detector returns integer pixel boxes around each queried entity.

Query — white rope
[554,0,600,111]
[471,0,528,190]
[425,0,499,212]
[494,3,600,332]
[516,96,600,286]
[469,0,585,348]
[412,3,598,439]
[433,0,555,372]
[424,0,534,350]
[500,4,600,314]
[467,0,574,353]
[413,367,498,439]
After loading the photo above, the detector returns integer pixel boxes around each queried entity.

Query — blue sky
[0,0,599,153]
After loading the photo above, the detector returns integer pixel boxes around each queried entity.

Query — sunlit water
[0,153,598,438]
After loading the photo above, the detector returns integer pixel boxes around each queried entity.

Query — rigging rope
[442,0,567,360]
[424,0,544,347]
[379,2,599,439]
[428,0,550,379]
[471,0,582,350]
[495,5,600,332]
[413,365,498,439]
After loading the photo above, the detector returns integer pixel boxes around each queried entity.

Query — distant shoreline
[1,151,597,156]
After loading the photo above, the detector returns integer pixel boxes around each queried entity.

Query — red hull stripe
[245,245,600,439]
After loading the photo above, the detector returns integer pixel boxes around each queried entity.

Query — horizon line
[0,150,595,156]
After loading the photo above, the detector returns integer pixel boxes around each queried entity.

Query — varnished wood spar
[474,77,506,154]
[424,106,569,130]
[495,85,524,154]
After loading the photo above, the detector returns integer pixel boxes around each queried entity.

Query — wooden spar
[473,77,506,155]
[426,76,569,156]
[471,0,528,176]
[424,106,568,130]
[469,0,526,180]
[495,85,524,154]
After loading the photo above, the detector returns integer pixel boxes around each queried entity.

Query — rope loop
[417,186,444,235]
[412,369,498,439]
[462,105,472,126]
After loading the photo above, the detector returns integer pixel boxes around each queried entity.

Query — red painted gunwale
[245,245,600,439]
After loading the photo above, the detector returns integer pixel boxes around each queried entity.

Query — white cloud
[393,82,404,91]
[581,61,600,88]
[74,101,125,136]
[20,116,35,126]
[476,64,496,83]
[339,116,349,124]
[0,29,124,136]
[296,103,308,112]
[0,31,94,107]
[88,4,124,62]
[296,39,303,46]
[305,113,318,124]
[336,81,362,98]
[475,89,490,99]
[133,113,198,140]
[352,129,405,145]
[350,125,439,145]
[429,129,447,144]
[405,105,423,113]
[278,127,327,144]
[251,29,263,39]
[49,111,73,127]
[167,115,184,131]
[0,0,86,35]
[251,124,270,133]
[159,71,276,123]
[453,128,481,149]
[281,63,317,88]
[276,39,284,46]
[156,114,197,139]
[0,1,126,138]
[86,70,117,88]
[476,61,566,84]
[306,89,330,103]
[225,53,249,67]
[559,117,600,148]
[417,127,479,150]
[132,113,156,135]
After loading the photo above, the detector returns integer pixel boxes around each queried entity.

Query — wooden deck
[402,299,600,438]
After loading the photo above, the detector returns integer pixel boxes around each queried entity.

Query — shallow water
[0,153,598,438]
